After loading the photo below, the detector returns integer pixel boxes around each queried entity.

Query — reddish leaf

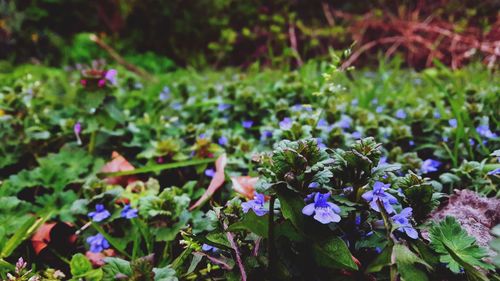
[189,154,227,210]
[101,151,137,186]
[231,176,258,200]
[31,222,76,255]
[86,249,116,267]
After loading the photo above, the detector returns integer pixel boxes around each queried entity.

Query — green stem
[267,196,276,276]
[88,130,97,154]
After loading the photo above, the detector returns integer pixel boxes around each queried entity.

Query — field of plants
[0,57,498,280]
[1,1,500,280]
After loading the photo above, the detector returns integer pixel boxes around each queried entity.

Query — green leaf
[70,253,93,276]
[313,236,358,271]
[227,211,268,237]
[99,158,215,177]
[275,186,305,231]
[429,216,494,273]
[103,257,132,281]
[0,211,52,258]
[393,244,431,281]
[153,265,178,281]
[366,245,392,273]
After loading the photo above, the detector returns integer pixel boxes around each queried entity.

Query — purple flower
[218,103,231,111]
[279,117,293,130]
[205,168,215,177]
[391,207,418,239]
[449,119,457,128]
[376,106,384,113]
[487,168,500,175]
[308,182,319,188]
[120,205,138,219]
[260,130,273,141]
[378,156,388,167]
[242,120,253,129]
[86,233,110,253]
[88,204,111,222]
[316,138,326,149]
[159,86,171,101]
[409,140,415,146]
[469,138,476,146]
[351,99,359,106]
[74,122,82,145]
[395,109,407,119]
[171,102,182,110]
[476,125,497,139]
[104,69,117,85]
[336,115,352,129]
[317,119,333,132]
[371,98,379,105]
[202,244,219,253]
[199,133,206,139]
[291,104,303,111]
[218,136,228,146]
[362,182,398,214]
[351,131,362,139]
[433,111,441,119]
[241,193,268,216]
[302,192,341,224]
[420,159,441,174]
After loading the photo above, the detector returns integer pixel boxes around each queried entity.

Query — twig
[89,34,154,80]
[223,221,247,281]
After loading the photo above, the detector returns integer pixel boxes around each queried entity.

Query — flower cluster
[362,182,398,214]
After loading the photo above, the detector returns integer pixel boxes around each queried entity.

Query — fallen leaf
[86,249,116,267]
[101,151,137,186]
[32,222,76,255]
[231,176,258,200]
[189,154,227,210]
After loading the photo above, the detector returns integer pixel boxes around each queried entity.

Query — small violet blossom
[205,168,215,178]
[302,192,341,224]
[487,168,500,175]
[308,182,319,188]
[104,69,117,85]
[202,244,219,253]
[449,119,457,128]
[317,119,333,132]
[241,193,268,216]
[351,131,362,139]
[395,109,407,119]
[391,207,418,239]
[159,86,171,101]
[74,122,82,145]
[218,136,228,146]
[260,130,273,141]
[88,204,111,222]
[279,117,293,130]
[316,138,326,149]
[420,159,441,174]
[218,103,231,111]
[86,233,110,253]
[242,120,253,129]
[376,106,384,113]
[336,115,352,129]
[120,204,138,219]
[362,182,398,214]
[476,125,497,139]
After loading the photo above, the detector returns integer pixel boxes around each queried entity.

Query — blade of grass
[98,158,215,177]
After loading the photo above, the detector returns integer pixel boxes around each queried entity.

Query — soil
[423,189,500,254]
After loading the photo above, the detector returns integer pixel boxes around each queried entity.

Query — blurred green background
[1,0,498,70]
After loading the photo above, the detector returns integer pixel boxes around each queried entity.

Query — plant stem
[267,195,276,276]
[88,130,97,154]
